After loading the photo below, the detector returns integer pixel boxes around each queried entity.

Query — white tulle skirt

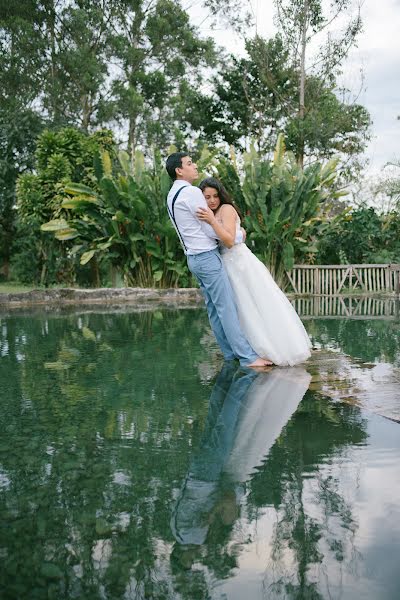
[221,243,312,366]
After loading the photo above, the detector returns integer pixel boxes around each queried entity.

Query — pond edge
[0,287,204,309]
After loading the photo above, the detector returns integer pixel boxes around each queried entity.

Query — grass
[0,282,39,293]
[0,282,123,293]
[0,282,74,294]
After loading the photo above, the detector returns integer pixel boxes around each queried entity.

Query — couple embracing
[165,152,311,368]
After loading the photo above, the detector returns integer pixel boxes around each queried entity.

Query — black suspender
[167,186,189,252]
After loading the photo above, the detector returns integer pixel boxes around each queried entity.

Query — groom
[165,152,269,368]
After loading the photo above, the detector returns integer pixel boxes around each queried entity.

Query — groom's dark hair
[166,152,188,180]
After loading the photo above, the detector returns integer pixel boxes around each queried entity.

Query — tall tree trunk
[1,259,10,280]
[81,94,92,132]
[298,0,308,169]
[47,1,59,125]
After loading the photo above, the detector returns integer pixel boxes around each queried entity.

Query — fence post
[288,264,400,296]
[314,267,319,295]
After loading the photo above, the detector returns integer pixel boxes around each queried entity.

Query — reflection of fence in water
[292,296,400,319]
[286,264,400,296]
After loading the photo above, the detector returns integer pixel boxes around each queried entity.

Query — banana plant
[41,150,190,287]
[229,134,348,285]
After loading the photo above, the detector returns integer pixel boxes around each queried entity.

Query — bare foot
[247,357,274,368]
[261,357,274,366]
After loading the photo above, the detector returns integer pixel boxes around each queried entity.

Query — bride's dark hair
[199,177,242,219]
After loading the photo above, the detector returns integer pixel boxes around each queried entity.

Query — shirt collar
[173,179,191,188]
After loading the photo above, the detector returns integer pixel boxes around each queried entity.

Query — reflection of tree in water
[247,393,368,599]
[0,310,369,600]
[0,309,214,599]
[170,365,312,599]
[169,365,368,600]
[308,317,400,365]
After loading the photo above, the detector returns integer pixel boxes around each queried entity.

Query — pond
[1,306,400,599]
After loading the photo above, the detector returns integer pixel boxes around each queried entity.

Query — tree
[104,0,216,154]
[14,127,115,285]
[0,2,46,278]
[1,1,112,130]
[216,135,348,284]
[316,205,400,265]
[274,0,364,167]
[187,34,370,170]
[37,0,112,130]
[41,147,195,287]
[185,36,296,153]
[374,160,400,211]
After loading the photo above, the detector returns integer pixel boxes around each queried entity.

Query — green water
[1,309,400,600]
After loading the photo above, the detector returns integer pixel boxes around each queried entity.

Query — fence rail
[291,295,400,319]
[285,264,400,296]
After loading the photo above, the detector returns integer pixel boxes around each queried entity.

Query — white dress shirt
[167,180,218,255]
[167,180,243,256]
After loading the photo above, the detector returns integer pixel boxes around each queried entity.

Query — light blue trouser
[187,249,258,366]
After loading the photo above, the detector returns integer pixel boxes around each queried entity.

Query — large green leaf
[118,151,131,176]
[80,249,96,265]
[55,228,79,240]
[152,270,163,282]
[62,196,99,209]
[41,219,69,231]
[101,151,112,177]
[63,183,98,198]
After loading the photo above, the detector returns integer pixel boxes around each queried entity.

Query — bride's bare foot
[262,358,274,366]
[247,357,274,368]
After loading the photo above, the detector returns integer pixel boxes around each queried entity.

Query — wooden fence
[285,264,400,296]
[291,295,400,319]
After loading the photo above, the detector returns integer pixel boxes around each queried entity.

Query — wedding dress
[221,217,312,366]
[170,365,311,545]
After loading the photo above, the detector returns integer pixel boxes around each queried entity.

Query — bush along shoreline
[3,128,400,291]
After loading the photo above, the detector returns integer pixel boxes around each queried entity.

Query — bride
[196,177,312,366]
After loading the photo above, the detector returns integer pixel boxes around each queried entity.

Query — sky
[190,0,400,177]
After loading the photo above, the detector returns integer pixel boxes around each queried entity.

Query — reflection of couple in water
[166,152,312,369]
[170,363,311,562]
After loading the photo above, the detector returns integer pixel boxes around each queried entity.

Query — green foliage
[13,127,114,285]
[273,0,365,168]
[0,107,44,278]
[0,2,46,277]
[100,0,216,152]
[188,36,296,152]
[317,206,400,264]
[0,309,373,597]
[0,0,217,159]
[1,1,372,289]
[39,133,353,288]
[187,35,370,170]
[15,125,400,290]
[284,76,371,160]
[216,135,347,284]
[42,149,193,287]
